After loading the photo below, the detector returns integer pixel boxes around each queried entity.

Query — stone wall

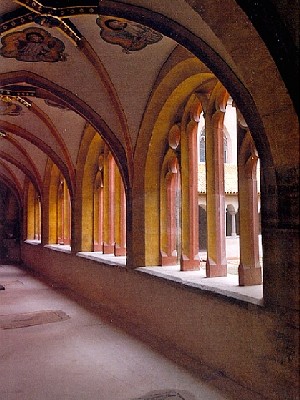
[21,242,299,400]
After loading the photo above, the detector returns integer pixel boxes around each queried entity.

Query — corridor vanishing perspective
[0,263,267,400]
[0,1,299,400]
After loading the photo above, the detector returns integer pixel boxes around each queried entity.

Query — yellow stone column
[114,166,126,256]
[34,193,41,240]
[26,183,35,240]
[57,178,64,244]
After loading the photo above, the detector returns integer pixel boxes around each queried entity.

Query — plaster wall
[21,242,299,400]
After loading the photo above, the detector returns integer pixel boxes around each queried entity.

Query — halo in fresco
[0,27,67,62]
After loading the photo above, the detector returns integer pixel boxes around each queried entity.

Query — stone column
[227,208,237,237]
[63,183,71,245]
[103,151,115,254]
[57,179,64,244]
[231,211,237,236]
[161,157,179,266]
[180,119,200,271]
[93,170,104,252]
[114,167,126,256]
[238,128,262,286]
[205,85,228,277]
[34,195,41,240]
[26,184,35,240]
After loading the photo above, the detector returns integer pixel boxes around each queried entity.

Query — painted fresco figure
[0,99,22,116]
[0,27,66,62]
[96,16,162,53]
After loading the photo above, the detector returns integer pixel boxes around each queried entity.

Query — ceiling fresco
[96,15,163,53]
[0,0,185,198]
[0,99,23,116]
[1,0,293,206]
[0,27,67,62]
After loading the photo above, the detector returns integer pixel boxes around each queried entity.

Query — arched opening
[26,180,41,242]
[0,181,21,262]
[76,124,126,258]
[198,205,207,252]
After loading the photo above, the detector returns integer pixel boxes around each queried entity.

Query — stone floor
[0,264,265,400]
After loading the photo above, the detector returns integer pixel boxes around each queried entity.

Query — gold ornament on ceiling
[0,27,67,62]
[96,16,163,53]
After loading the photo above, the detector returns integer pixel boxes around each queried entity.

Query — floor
[0,263,265,400]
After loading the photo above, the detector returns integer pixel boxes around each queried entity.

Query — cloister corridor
[0,1,298,399]
[0,263,264,400]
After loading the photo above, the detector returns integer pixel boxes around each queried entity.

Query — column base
[238,264,262,286]
[103,243,115,254]
[93,243,103,252]
[206,258,227,277]
[114,244,126,256]
[180,254,200,271]
[160,252,178,266]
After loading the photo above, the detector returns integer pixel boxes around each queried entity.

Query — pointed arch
[134,65,216,266]
[0,71,130,193]
[74,125,106,252]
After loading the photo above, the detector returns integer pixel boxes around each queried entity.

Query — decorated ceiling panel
[0,24,125,137]
[0,0,226,194]
[71,14,177,144]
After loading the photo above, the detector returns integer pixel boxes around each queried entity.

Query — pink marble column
[57,180,64,245]
[63,185,71,245]
[238,130,262,286]
[93,181,104,252]
[114,178,126,256]
[161,162,179,266]
[205,87,228,277]
[180,120,200,271]
[103,153,115,254]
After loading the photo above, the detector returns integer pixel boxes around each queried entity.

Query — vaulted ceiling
[0,0,298,207]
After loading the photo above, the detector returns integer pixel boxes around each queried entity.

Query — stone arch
[75,124,106,252]
[135,65,215,266]
[24,179,41,241]
[102,2,291,278]
[42,159,70,245]
[0,71,130,193]
[160,150,181,266]
[0,119,72,197]
[0,164,22,207]
[0,180,22,260]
